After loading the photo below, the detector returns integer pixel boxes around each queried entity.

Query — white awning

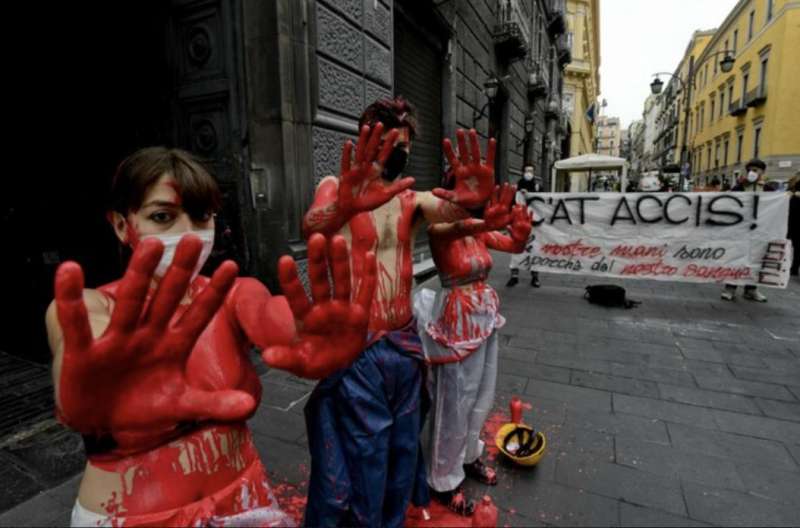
[553,153,629,171]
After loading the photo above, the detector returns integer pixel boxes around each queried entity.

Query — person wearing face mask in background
[722,158,769,302]
[506,165,541,288]
[47,147,378,527]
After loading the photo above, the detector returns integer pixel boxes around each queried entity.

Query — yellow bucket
[494,423,546,466]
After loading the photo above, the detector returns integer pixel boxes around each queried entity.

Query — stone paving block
[500,345,540,363]
[0,458,43,512]
[735,460,800,504]
[566,408,670,445]
[0,492,67,528]
[713,408,800,444]
[495,372,528,394]
[609,363,696,388]
[729,365,800,388]
[658,383,761,414]
[46,474,81,508]
[648,356,734,377]
[682,481,800,526]
[615,436,745,491]
[253,436,310,486]
[524,380,612,412]
[666,422,798,470]
[571,371,660,399]
[535,352,613,375]
[755,398,800,422]
[619,502,711,527]
[695,373,795,401]
[555,457,686,516]
[491,478,619,527]
[613,394,717,429]
[543,424,615,464]
[247,404,307,444]
[680,346,768,368]
[498,357,571,385]
[786,443,800,466]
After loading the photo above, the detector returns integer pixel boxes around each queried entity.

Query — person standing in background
[788,171,799,277]
[506,165,540,288]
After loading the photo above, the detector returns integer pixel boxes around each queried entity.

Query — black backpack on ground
[584,285,641,309]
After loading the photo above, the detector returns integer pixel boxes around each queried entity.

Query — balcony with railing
[557,32,573,67]
[526,61,548,99]
[547,0,567,37]
[745,86,768,107]
[728,98,747,116]
[493,0,530,62]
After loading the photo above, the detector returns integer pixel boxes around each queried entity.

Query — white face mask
[523,171,534,181]
[142,229,215,280]
[747,170,759,183]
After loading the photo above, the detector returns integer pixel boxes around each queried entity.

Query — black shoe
[531,276,541,288]
[791,268,799,276]
[506,276,519,287]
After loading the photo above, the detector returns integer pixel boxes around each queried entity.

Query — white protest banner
[519,192,792,288]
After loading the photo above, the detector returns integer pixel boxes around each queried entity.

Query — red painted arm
[261,234,377,379]
[432,129,496,209]
[479,204,532,253]
[427,183,516,240]
[302,124,415,239]
[52,237,254,452]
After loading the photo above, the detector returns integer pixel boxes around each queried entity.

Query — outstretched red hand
[434,128,497,209]
[263,233,377,379]
[338,123,416,215]
[483,183,518,230]
[509,204,533,243]
[54,236,253,450]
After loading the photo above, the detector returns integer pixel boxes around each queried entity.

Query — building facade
[2,0,571,366]
[685,0,800,187]
[595,115,621,157]
[562,0,601,160]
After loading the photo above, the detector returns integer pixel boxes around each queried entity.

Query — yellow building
[561,0,601,190]
[685,0,800,186]
[596,115,621,157]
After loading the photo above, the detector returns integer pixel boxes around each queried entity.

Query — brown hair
[109,147,221,221]
[358,96,418,139]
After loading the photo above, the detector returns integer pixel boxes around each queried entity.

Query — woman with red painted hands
[414,181,532,516]
[46,147,377,527]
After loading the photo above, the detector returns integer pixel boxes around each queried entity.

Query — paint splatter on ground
[405,502,472,527]
[271,464,310,525]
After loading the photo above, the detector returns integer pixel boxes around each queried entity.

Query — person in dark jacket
[788,171,800,276]
[722,158,769,301]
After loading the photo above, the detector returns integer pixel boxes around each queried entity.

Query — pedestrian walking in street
[507,165,541,288]
[47,147,376,527]
[414,180,532,516]
[722,158,769,301]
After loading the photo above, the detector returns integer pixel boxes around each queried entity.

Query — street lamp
[648,50,735,190]
[473,75,501,127]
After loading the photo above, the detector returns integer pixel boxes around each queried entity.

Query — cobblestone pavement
[2,252,799,527]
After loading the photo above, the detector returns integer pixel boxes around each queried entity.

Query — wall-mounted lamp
[472,75,501,127]
[516,115,536,147]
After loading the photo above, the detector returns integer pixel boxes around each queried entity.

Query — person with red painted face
[46,147,377,527]
[414,179,532,516]
[301,98,496,527]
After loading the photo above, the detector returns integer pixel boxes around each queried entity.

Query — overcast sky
[600,0,740,129]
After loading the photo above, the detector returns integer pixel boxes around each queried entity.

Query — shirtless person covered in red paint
[301,98,496,527]
[46,147,377,527]
[415,180,532,515]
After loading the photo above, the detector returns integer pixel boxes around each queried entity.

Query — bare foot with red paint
[430,486,475,517]
[463,458,498,486]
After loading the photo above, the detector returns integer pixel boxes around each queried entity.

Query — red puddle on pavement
[406,502,472,527]
[271,464,310,525]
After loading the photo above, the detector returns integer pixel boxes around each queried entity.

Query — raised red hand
[509,204,533,243]
[483,183,518,230]
[434,128,497,209]
[54,236,254,449]
[263,233,377,379]
[338,123,416,215]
